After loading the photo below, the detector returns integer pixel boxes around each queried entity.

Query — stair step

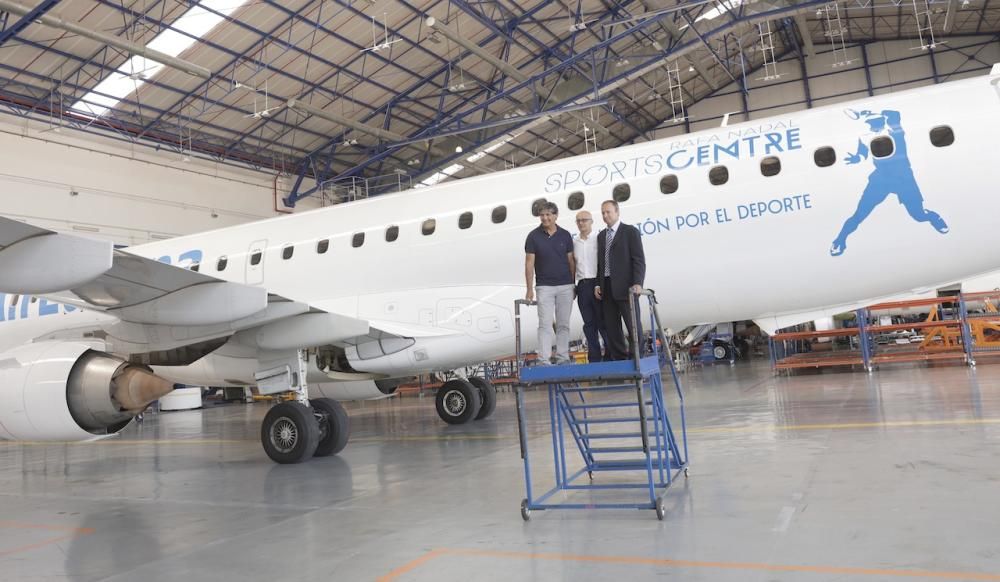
[560,385,641,393]
[567,401,654,410]
[573,417,660,424]
[588,446,647,453]
[579,432,642,440]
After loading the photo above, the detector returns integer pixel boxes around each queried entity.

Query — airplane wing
[0,217,448,348]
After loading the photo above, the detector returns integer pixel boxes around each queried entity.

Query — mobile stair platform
[514,290,689,520]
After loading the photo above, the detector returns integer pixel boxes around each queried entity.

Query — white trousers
[536,284,575,362]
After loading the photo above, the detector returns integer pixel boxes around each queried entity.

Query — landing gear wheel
[655,496,666,521]
[261,401,319,464]
[712,343,732,361]
[435,379,482,425]
[310,398,351,457]
[521,499,531,521]
[468,377,497,420]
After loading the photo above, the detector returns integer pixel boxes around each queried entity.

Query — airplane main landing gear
[257,350,352,464]
[435,379,481,424]
[261,401,318,464]
[434,375,497,424]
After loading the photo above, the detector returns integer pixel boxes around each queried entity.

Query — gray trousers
[536,284,575,362]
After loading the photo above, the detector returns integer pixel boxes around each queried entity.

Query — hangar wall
[0,117,320,246]
[652,37,1000,139]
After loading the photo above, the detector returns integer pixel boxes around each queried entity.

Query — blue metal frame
[513,292,688,519]
[0,0,61,47]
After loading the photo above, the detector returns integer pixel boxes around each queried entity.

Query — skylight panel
[418,163,465,187]
[70,1,243,117]
[695,0,743,23]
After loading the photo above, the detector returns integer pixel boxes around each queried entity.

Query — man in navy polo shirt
[525,201,576,365]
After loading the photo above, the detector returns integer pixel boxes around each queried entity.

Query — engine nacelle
[0,341,174,441]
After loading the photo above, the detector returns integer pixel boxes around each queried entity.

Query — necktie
[604,228,615,277]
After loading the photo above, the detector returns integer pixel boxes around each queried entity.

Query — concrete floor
[3,360,1000,581]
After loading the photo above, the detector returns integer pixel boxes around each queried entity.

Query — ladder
[514,289,689,520]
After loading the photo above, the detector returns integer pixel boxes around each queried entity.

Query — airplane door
[246,239,267,285]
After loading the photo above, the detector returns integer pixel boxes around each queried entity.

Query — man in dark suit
[595,200,646,360]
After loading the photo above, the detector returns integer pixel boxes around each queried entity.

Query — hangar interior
[1,0,1000,580]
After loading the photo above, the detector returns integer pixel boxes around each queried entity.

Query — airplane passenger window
[660,175,679,194]
[317,239,330,254]
[385,225,399,242]
[282,245,294,260]
[814,147,836,167]
[567,192,585,210]
[10,295,18,306]
[217,256,228,271]
[458,212,473,230]
[531,198,548,217]
[709,165,729,186]
[250,251,262,265]
[492,206,507,224]
[352,233,365,248]
[930,126,954,147]
[760,156,781,177]
[870,136,894,158]
[30,296,37,303]
[613,183,630,202]
[422,219,436,235]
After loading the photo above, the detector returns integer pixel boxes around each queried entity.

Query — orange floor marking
[0,521,94,557]
[378,547,1000,581]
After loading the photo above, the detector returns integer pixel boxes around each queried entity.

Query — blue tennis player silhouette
[830,108,948,257]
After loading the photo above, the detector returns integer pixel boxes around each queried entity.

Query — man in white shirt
[573,210,609,363]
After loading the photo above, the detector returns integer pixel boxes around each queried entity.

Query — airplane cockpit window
[190,263,200,272]
[709,165,729,186]
[317,239,330,254]
[870,136,894,158]
[760,156,781,177]
[459,212,474,230]
[282,245,294,260]
[422,219,436,235]
[814,147,836,167]
[251,251,263,265]
[492,206,507,224]
[217,256,228,271]
[386,226,399,242]
[567,192,585,210]
[352,233,365,248]
[613,183,630,202]
[660,175,679,194]
[531,198,547,216]
[930,126,954,147]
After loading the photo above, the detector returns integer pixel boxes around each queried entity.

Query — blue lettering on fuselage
[542,123,803,193]
[0,293,79,323]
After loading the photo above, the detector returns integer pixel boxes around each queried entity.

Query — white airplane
[1,64,998,463]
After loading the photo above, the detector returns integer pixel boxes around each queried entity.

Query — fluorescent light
[71,1,243,117]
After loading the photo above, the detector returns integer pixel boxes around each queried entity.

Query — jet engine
[0,341,174,440]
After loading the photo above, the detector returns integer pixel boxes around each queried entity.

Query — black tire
[310,398,351,457]
[435,379,482,425]
[261,401,319,464]
[712,342,732,361]
[468,377,497,420]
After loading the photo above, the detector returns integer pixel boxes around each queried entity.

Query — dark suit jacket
[597,222,646,301]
